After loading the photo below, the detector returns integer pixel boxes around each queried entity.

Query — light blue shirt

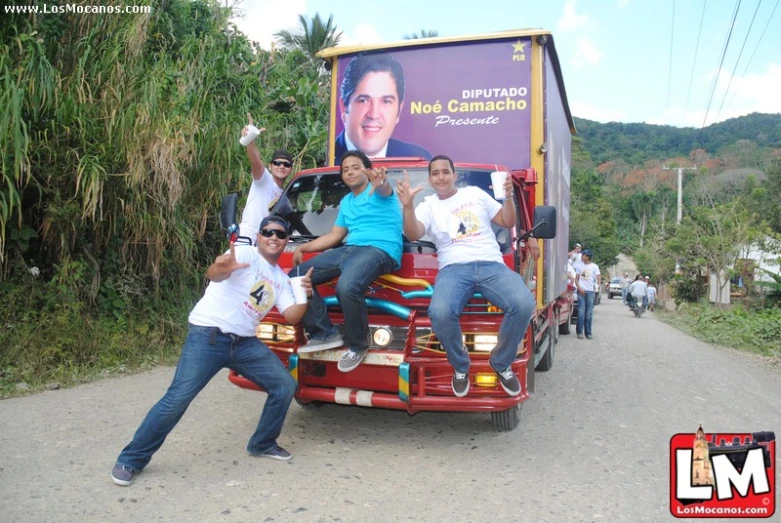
[335,184,402,267]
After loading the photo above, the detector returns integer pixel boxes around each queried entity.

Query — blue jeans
[428,261,535,373]
[293,245,396,351]
[577,291,595,336]
[116,325,297,471]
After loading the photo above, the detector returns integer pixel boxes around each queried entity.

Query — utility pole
[662,165,698,224]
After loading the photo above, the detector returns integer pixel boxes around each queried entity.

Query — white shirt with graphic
[414,187,504,269]
[189,245,295,337]
[238,169,284,240]
[574,261,601,292]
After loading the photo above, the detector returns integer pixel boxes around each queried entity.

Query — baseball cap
[581,249,593,258]
[575,243,582,248]
[644,275,650,280]
[271,149,293,163]
[259,214,290,233]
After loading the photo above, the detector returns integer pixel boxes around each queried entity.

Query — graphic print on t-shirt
[451,209,480,240]
[248,277,276,317]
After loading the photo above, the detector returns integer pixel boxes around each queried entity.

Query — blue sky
[232,0,781,127]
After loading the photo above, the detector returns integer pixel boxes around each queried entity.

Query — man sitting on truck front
[396,155,540,398]
[290,150,402,373]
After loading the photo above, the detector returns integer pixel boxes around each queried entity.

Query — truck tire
[295,398,325,408]
[536,330,554,372]
[491,404,522,431]
[609,293,614,299]
[560,310,571,334]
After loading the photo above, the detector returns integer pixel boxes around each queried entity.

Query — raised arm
[242,113,267,181]
[206,242,250,282]
[396,170,425,240]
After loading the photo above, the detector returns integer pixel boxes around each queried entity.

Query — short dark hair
[428,155,455,175]
[340,150,372,170]
[259,214,290,233]
[340,52,405,108]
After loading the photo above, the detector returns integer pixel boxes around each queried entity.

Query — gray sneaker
[577,333,584,339]
[299,332,344,353]
[255,445,292,461]
[337,348,368,373]
[111,464,135,486]
[493,365,521,396]
[452,371,470,397]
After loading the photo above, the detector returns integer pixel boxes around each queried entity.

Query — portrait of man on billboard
[334,52,432,164]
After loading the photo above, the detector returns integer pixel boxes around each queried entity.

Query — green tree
[274,13,342,58]
[403,29,439,39]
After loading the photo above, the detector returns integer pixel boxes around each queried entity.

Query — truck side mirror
[532,206,557,239]
[219,193,239,239]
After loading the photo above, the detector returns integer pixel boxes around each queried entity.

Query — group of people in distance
[110,117,540,487]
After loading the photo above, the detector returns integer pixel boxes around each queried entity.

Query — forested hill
[574,113,781,165]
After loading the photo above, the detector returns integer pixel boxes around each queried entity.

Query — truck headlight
[473,334,498,352]
[372,327,393,347]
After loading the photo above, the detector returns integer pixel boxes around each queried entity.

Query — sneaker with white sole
[493,365,521,396]
[111,464,136,486]
[298,332,344,353]
[255,445,292,461]
[451,371,470,397]
[337,348,368,373]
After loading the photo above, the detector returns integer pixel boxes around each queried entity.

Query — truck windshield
[271,168,512,251]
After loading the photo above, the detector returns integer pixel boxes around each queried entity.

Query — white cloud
[571,100,627,123]
[572,37,603,68]
[558,0,588,32]
[617,0,630,8]
[654,62,781,127]
[230,0,307,50]
[338,23,383,47]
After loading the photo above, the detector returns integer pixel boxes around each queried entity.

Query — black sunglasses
[260,228,289,239]
[272,160,292,168]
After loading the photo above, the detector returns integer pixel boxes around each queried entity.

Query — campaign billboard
[329,37,532,171]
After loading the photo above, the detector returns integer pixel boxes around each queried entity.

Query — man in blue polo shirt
[290,150,402,373]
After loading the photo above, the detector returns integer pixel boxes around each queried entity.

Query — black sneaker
[255,445,292,461]
[451,371,470,397]
[111,464,136,486]
[493,365,521,396]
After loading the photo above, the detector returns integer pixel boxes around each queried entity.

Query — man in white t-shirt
[629,275,649,312]
[397,155,540,398]
[646,277,657,311]
[569,243,583,265]
[237,114,293,242]
[574,249,601,339]
[111,215,312,487]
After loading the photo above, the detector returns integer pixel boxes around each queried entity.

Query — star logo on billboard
[512,40,527,62]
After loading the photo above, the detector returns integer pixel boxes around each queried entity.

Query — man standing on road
[290,151,402,373]
[574,249,600,340]
[620,272,631,305]
[111,216,312,487]
[396,155,539,398]
[237,114,295,242]
[646,277,656,312]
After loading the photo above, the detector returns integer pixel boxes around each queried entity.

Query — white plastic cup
[490,171,508,200]
[289,276,308,304]
[240,124,260,147]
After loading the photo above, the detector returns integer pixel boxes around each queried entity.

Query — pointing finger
[247,112,253,125]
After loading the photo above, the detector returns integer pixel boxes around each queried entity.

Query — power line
[714,0,763,122]
[724,0,780,113]
[684,0,708,118]
[667,0,676,123]
[695,0,742,152]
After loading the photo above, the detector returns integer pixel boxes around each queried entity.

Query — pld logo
[670,425,775,518]
[511,40,526,62]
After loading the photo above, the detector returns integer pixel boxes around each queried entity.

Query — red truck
[229,29,575,430]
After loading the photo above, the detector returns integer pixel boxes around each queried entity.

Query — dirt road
[1,299,779,523]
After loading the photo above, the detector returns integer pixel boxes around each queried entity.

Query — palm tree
[274,13,342,58]
[403,29,439,40]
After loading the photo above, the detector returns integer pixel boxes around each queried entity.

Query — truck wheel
[491,404,522,431]
[560,311,571,334]
[552,311,560,344]
[536,330,554,372]
[609,293,614,299]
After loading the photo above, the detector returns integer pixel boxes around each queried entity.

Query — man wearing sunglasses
[111,215,312,487]
[237,113,295,243]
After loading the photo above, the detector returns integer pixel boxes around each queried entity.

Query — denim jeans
[577,291,595,336]
[116,324,297,471]
[293,245,396,351]
[428,261,535,373]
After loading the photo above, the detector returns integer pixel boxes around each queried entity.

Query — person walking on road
[574,249,600,340]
